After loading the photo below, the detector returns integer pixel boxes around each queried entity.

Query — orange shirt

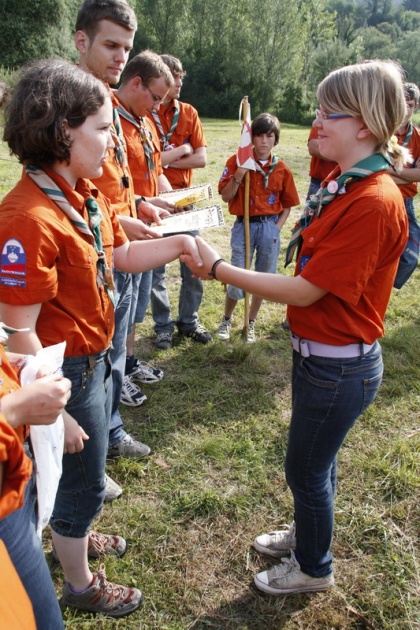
[395,123,420,199]
[0,345,31,517]
[218,152,300,217]
[147,100,206,190]
[119,110,163,197]
[91,91,136,218]
[0,416,31,520]
[0,540,36,629]
[0,345,25,441]
[308,126,336,181]
[0,170,127,356]
[287,171,408,345]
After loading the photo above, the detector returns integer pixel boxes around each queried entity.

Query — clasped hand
[180,236,222,280]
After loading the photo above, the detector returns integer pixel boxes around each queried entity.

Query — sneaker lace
[281,549,299,570]
[89,531,108,554]
[194,324,207,334]
[218,319,230,333]
[96,564,131,602]
[157,332,172,342]
[273,522,296,545]
[137,361,154,376]
[123,378,141,396]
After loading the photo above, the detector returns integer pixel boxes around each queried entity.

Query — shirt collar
[42,166,99,211]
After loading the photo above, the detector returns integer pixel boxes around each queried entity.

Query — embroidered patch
[268,193,276,205]
[220,166,229,181]
[299,255,311,272]
[1,239,26,276]
[0,276,26,288]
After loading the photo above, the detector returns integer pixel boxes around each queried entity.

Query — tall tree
[0,0,78,68]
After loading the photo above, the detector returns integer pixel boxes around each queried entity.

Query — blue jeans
[149,231,204,334]
[393,198,420,289]
[0,471,64,629]
[50,348,112,537]
[227,217,281,301]
[133,270,153,325]
[109,268,132,447]
[285,342,383,577]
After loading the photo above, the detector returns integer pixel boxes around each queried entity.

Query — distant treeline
[1,0,419,123]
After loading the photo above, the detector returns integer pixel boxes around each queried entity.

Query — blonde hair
[317,60,411,171]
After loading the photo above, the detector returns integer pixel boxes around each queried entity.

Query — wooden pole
[241,97,251,339]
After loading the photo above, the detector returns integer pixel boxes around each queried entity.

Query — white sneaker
[254,521,296,557]
[246,320,256,343]
[104,474,122,502]
[216,317,232,340]
[120,377,147,406]
[126,357,163,384]
[254,550,334,595]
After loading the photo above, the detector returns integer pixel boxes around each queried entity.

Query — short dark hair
[251,113,280,145]
[121,50,174,87]
[76,0,137,41]
[404,82,420,105]
[160,54,186,78]
[4,59,109,167]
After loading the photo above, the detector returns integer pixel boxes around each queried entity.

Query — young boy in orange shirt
[216,113,300,342]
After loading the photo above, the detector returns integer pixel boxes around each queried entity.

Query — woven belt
[291,334,375,359]
[236,214,279,223]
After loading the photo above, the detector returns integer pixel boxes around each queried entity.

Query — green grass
[1,119,419,629]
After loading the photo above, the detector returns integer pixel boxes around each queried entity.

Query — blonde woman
[184,60,409,594]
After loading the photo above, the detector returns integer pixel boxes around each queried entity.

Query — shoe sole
[108,449,151,459]
[60,593,144,618]
[104,491,122,502]
[131,375,163,384]
[120,397,147,407]
[254,574,334,595]
[254,540,294,557]
[181,335,212,344]
[216,333,230,340]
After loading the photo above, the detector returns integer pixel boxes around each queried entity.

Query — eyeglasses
[144,85,164,104]
[315,109,352,121]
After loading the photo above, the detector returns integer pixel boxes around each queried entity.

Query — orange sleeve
[0,415,32,520]
[0,540,36,629]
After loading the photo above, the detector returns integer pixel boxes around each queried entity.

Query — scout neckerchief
[151,100,180,150]
[399,121,413,147]
[25,165,115,305]
[254,155,278,189]
[111,105,130,188]
[284,153,392,267]
[117,103,155,171]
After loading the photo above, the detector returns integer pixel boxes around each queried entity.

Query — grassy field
[1,118,419,629]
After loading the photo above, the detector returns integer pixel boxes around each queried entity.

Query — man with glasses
[115,51,176,401]
[146,54,211,350]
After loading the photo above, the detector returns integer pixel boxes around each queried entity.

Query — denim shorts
[227,216,281,301]
[50,348,112,538]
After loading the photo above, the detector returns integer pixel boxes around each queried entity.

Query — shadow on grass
[122,333,292,452]
[188,587,311,630]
